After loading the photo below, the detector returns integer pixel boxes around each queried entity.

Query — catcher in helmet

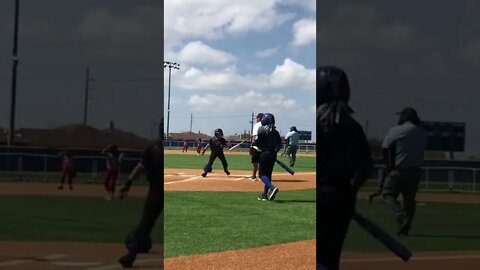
[201,128,230,177]
[253,113,283,201]
[317,66,373,270]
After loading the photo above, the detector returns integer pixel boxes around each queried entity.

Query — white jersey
[252,122,262,141]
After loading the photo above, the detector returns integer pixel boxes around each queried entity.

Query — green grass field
[0,195,163,243]
[347,200,480,252]
[165,153,316,172]
[164,189,316,257]
[2,192,480,258]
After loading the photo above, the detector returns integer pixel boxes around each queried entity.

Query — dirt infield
[164,168,315,191]
[2,168,480,269]
[0,242,162,270]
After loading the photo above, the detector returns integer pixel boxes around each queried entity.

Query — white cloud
[279,0,315,13]
[164,0,294,47]
[255,46,280,58]
[167,58,314,92]
[179,41,236,66]
[270,58,315,91]
[187,91,296,113]
[171,67,270,91]
[291,18,316,47]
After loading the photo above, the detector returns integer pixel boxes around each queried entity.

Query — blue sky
[164,0,316,140]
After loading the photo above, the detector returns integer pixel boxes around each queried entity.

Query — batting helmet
[261,113,275,126]
[214,128,224,137]
[290,126,297,132]
[317,66,351,106]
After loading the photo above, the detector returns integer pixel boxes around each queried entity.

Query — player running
[201,129,230,177]
[118,138,163,268]
[285,126,300,167]
[253,113,282,201]
[196,138,203,156]
[381,107,426,236]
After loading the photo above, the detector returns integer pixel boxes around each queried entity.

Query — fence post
[17,156,23,182]
[474,169,477,193]
[448,168,454,192]
[425,168,429,189]
[378,167,383,185]
[43,155,47,182]
[92,159,98,183]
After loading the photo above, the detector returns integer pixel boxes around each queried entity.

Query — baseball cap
[256,113,264,119]
[396,107,418,118]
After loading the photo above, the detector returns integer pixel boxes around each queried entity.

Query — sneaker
[397,220,411,236]
[225,170,231,176]
[58,186,64,190]
[201,172,207,177]
[257,196,268,201]
[250,175,257,181]
[118,253,135,268]
[268,187,279,201]
[69,186,74,190]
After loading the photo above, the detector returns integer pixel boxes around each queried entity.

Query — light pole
[8,0,20,146]
[163,61,180,139]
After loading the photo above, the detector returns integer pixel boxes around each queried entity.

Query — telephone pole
[190,113,193,133]
[8,0,21,146]
[250,112,254,135]
[83,67,91,126]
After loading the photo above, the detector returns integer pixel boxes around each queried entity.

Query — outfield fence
[0,151,479,192]
[0,152,143,183]
[164,140,317,153]
[371,165,479,193]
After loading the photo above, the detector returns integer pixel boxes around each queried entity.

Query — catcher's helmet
[261,113,275,126]
[290,126,297,132]
[214,128,224,136]
[317,66,351,106]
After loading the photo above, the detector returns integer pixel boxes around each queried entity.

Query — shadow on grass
[272,199,316,204]
[410,233,480,240]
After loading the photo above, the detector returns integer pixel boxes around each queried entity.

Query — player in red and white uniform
[58,150,76,190]
[182,140,189,152]
[102,144,122,200]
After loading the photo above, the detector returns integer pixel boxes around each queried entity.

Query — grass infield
[164,153,316,172]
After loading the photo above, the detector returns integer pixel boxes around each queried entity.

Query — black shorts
[251,150,261,163]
